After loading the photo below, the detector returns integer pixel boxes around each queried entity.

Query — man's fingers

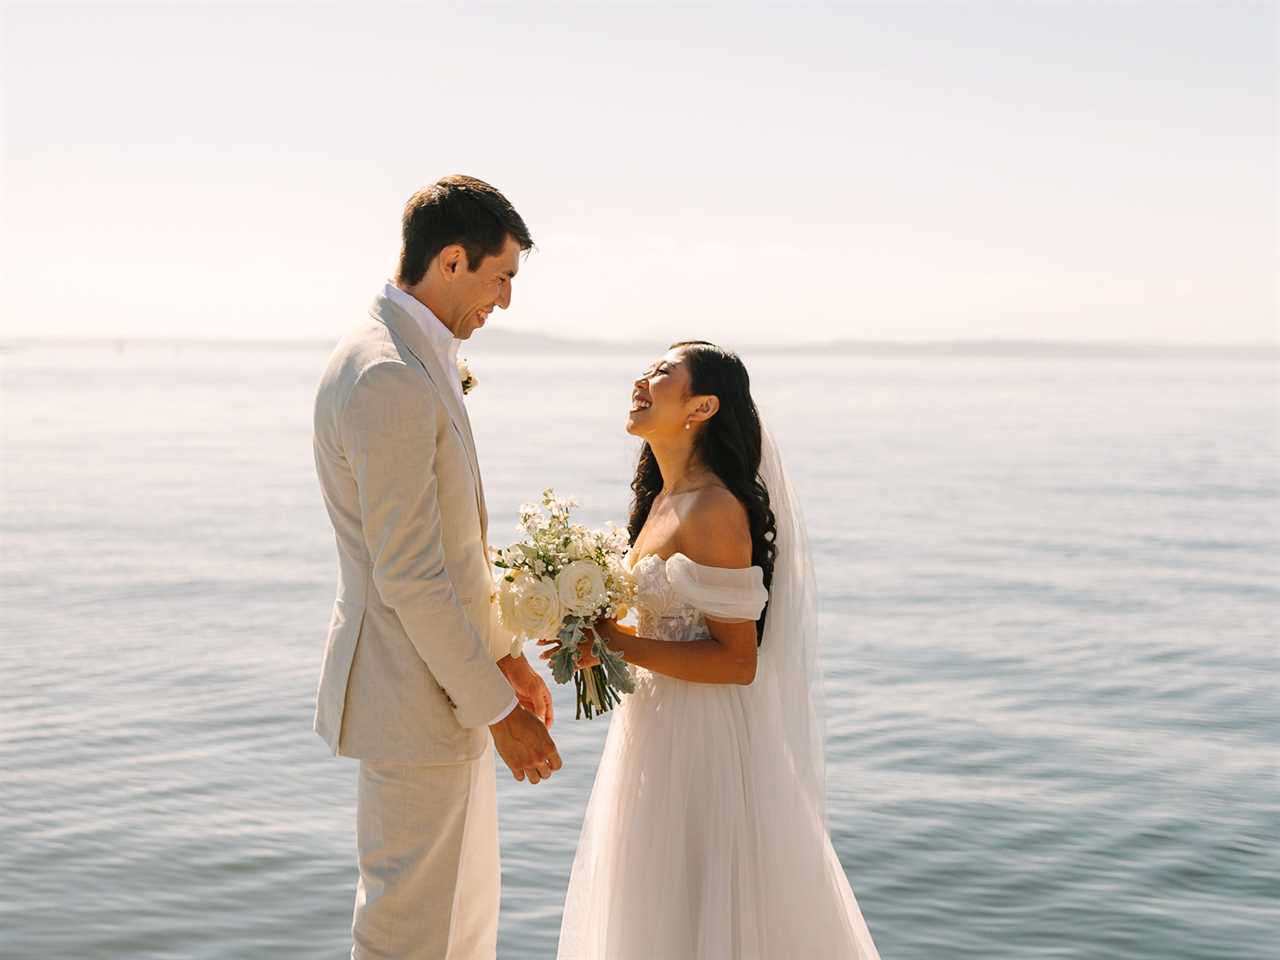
[511,766,525,782]
[544,693,555,729]
[521,754,560,785]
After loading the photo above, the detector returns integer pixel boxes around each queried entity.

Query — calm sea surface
[2,340,1276,959]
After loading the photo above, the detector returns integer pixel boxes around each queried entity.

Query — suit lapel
[369,295,486,527]
[450,388,490,538]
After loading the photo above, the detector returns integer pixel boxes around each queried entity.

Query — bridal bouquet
[492,490,637,718]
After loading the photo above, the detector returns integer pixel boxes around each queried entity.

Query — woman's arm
[597,615,758,685]
[541,615,757,685]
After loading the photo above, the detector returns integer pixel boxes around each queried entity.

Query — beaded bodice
[627,552,769,645]
[632,553,713,643]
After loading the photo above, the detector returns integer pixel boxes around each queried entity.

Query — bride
[540,341,881,959]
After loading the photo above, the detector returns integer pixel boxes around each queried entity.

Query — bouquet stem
[561,624,630,719]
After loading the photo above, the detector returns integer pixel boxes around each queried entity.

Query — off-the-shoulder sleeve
[665,553,768,623]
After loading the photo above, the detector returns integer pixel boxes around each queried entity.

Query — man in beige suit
[313,175,560,959]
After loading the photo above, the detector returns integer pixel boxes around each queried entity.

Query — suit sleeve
[487,585,522,660]
[341,359,514,728]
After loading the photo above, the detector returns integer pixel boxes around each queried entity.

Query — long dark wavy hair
[627,341,778,642]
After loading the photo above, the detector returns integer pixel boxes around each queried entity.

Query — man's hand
[497,654,554,728]
[489,705,561,785]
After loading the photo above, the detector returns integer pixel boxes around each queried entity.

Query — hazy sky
[2,1,1275,344]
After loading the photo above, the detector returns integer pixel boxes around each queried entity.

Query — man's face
[448,234,521,340]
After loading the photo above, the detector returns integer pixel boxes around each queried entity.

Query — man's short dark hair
[397,175,533,285]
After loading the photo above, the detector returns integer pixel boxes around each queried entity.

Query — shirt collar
[383,281,460,368]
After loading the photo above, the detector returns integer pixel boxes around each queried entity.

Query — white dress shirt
[384,282,465,404]
[383,282,518,727]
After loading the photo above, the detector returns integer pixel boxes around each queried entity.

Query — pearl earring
[684,421,691,430]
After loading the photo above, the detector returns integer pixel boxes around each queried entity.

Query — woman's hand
[537,621,617,670]
[537,636,598,669]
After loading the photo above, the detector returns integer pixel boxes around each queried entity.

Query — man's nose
[497,284,511,310]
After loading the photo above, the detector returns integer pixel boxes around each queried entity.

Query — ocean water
[1,339,1276,959]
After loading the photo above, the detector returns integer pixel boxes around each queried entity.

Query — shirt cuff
[486,695,519,727]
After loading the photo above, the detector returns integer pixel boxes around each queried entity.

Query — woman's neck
[649,434,712,497]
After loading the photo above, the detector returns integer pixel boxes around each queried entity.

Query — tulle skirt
[557,668,881,960]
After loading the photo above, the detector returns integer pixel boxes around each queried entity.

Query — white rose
[504,575,562,639]
[556,560,608,618]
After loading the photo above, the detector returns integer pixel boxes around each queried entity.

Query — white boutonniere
[457,356,478,395]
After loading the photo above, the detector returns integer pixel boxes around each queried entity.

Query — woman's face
[627,349,693,439]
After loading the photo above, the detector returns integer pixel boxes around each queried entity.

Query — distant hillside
[2,334,1274,360]
[467,330,1276,359]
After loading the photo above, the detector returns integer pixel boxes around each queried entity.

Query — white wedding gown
[556,546,881,959]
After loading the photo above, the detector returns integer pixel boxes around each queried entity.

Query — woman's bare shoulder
[677,485,752,568]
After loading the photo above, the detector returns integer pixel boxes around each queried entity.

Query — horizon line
[0,333,1275,357]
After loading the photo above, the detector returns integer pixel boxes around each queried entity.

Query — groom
[312,175,561,959]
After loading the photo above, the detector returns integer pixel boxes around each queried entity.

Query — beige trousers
[352,741,500,960]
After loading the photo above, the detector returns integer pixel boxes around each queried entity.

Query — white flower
[564,530,589,561]
[556,559,608,617]
[604,525,631,553]
[457,356,478,395]
[498,575,521,630]
[500,574,562,639]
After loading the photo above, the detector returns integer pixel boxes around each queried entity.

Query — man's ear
[436,243,465,277]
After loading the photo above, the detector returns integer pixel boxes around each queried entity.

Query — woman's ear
[691,395,720,423]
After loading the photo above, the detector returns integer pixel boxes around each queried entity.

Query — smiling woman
[625,341,778,635]
[551,340,882,958]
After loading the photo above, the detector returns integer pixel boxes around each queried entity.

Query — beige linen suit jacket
[312,293,519,764]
